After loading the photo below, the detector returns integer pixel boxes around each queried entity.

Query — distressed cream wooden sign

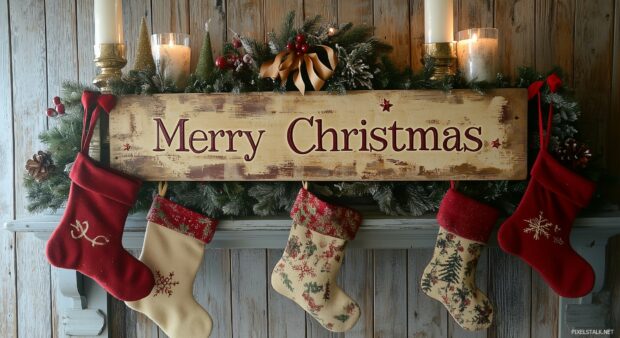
[109,90,527,181]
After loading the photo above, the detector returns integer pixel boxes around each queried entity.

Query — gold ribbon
[259,45,337,95]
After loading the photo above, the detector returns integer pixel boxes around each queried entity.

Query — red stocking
[45,91,155,301]
[497,74,596,298]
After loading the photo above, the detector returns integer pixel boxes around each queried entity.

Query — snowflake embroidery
[523,211,563,245]
[523,211,554,240]
[153,270,180,297]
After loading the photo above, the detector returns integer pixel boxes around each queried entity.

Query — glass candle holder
[456,28,498,83]
[151,33,191,88]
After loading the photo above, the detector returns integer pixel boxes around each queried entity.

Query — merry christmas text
[153,116,484,161]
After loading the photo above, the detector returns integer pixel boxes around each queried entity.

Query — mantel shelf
[5,211,620,249]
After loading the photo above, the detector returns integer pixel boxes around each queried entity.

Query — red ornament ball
[295,33,305,44]
[299,43,309,54]
[56,104,65,115]
[52,96,61,105]
[46,108,57,117]
[286,41,295,51]
[232,38,242,49]
[215,56,228,69]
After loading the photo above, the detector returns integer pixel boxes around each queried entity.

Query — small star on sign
[491,139,501,148]
[380,98,393,112]
[123,143,131,151]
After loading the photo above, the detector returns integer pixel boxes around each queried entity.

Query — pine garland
[25,12,599,217]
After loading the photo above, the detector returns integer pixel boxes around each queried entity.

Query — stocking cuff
[531,150,596,207]
[291,188,362,241]
[147,196,218,244]
[437,188,499,243]
[70,152,141,206]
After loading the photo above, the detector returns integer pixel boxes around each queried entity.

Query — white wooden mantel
[4,212,620,337]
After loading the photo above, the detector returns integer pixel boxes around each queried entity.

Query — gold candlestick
[423,42,457,80]
[93,43,127,92]
[92,43,125,162]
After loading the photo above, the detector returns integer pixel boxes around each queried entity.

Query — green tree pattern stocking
[420,187,499,331]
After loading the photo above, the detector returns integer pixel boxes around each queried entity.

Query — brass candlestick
[93,43,127,92]
[92,43,125,162]
[423,42,457,80]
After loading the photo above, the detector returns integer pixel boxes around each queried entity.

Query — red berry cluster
[215,37,253,70]
[45,96,65,117]
[287,33,309,56]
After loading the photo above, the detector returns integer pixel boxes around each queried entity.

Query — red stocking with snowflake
[497,74,597,298]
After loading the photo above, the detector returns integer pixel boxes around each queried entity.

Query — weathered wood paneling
[188,0,227,71]
[267,249,306,338]
[373,250,407,337]
[457,0,494,31]
[232,249,268,338]
[264,0,303,37]
[338,0,372,26]
[374,0,410,69]
[16,233,51,338]
[76,0,97,84]
[487,248,531,338]
[408,248,448,338]
[535,0,575,86]
[531,273,559,338]
[45,0,78,123]
[0,231,17,338]
[409,0,425,72]
[0,20,14,338]
[341,249,373,338]
[494,0,535,80]
[573,0,615,176]
[227,0,264,40]
[10,0,48,217]
[198,249,233,338]
[303,0,337,23]
[151,0,190,35]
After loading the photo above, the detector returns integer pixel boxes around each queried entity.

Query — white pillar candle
[94,0,124,44]
[152,33,191,88]
[424,0,454,43]
[457,28,499,82]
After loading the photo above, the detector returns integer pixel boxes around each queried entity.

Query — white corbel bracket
[34,233,107,337]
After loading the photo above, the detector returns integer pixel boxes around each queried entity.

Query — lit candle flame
[472,33,478,42]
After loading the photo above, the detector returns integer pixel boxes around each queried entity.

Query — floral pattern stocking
[271,188,362,332]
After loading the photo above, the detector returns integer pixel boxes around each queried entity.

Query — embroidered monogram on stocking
[70,219,110,247]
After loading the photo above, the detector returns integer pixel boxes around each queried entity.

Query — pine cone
[25,151,55,182]
[557,138,592,169]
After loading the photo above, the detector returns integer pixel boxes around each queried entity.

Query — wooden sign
[109,90,527,181]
